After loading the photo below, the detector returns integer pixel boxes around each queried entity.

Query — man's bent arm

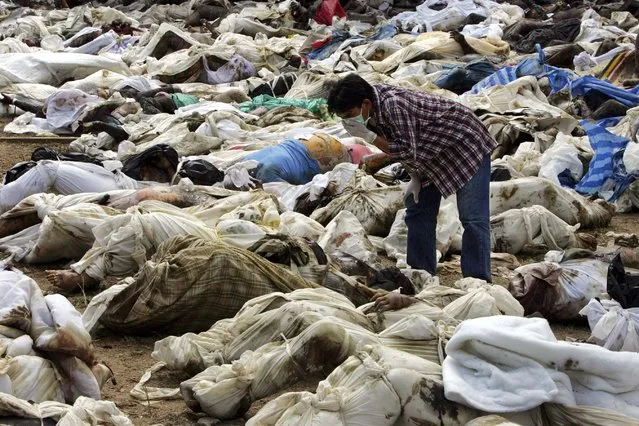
[362,153,394,174]
[373,135,391,154]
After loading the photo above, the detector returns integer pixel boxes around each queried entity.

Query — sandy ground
[0,131,637,424]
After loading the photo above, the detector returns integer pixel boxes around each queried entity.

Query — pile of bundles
[0,269,133,424]
[129,284,639,425]
[2,0,639,423]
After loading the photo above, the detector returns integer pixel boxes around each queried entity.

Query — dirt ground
[0,134,637,424]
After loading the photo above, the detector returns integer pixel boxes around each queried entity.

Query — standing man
[327,74,496,282]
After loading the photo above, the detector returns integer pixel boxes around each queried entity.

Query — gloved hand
[404,173,421,204]
[343,119,377,144]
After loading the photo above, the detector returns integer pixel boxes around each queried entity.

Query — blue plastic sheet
[576,121,630,198]
[568,76,639,107]
[607,150,639,202]
[469,46,639,108]
[469,44,576,94]
[595,117,624,128]
[245,140,320,185]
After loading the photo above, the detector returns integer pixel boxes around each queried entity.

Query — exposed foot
[92,362,116,388]
[46,270,99,294]
[107,188,188,210]
[371,291,415,312]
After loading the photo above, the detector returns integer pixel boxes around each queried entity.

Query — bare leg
[80,121,129,143]
[46,270,99,294]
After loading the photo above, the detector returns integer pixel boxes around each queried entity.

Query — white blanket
[442,316,639,418]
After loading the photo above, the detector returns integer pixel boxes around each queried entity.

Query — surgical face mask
[344,112,369,126]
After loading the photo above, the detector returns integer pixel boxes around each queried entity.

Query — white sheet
[442,316,639,418]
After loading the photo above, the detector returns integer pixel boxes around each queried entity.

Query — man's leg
[405,184,441,276]
[1,95,45,117]
[456,153,492,282]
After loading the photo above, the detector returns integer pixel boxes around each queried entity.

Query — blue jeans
[405,154,492,282]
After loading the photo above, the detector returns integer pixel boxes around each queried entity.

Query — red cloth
[314,0,347,26]
[311,36,332,50]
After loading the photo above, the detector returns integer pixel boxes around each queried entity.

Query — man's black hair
[326,74,375,114]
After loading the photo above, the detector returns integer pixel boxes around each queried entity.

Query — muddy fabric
[508,259,608,321]
[70,207,219,281]
[504,18,581,53]
[434,60,497,94]
[185,5,229,27]
[98,235,318,334]
[256,106,317,127]
[591,99,630,120]
[247,234,329,285]
[545,44,586,69]
[607,253,639,309]
[490,205,597,255]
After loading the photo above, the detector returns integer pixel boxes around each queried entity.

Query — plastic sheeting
[318,210,378,264]
[0,202,118,263]
[392,0,488,33]
[0,270,105,404]
[490,205,595,255]
[489,177,614,228]
[580,299,639,352]
[0,52,130,86]
[311,176,404,236]
[509,258,609,321]
[70,205,219,281]
[0,161,147,214]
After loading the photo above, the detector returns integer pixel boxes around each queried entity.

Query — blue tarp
[595,116,624,128]
[568,76,639,107]
[606,150,639,202]
[469,45,639,109]
[469,45,577,94]
[576,121,630,198]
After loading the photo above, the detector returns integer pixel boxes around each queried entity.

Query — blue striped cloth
[469,64,521,93]
[607,150,639,202]
[469,44,576,94]
[576,121,630,197]
[595,116,623,128]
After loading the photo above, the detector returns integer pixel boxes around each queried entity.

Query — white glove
[343,119,377,144]
[404,173,421,204]
[223,160,259,190]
